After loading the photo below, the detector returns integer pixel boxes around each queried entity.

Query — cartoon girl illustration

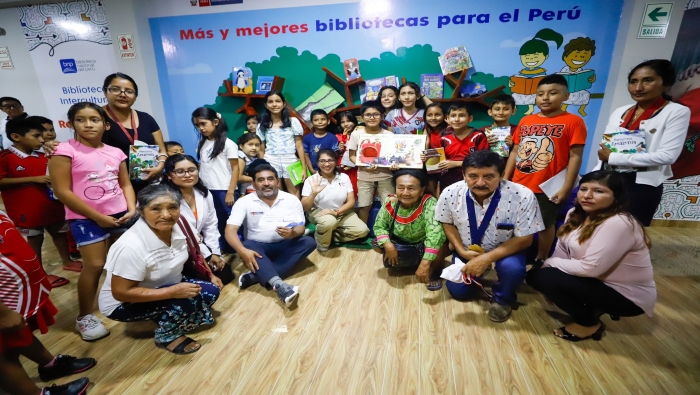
[560,37,597,116]
[235,69,248,93]
[509,28,564,115]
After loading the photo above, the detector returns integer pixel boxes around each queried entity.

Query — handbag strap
[177,218,212,275]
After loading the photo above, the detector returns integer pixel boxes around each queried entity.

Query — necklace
[182,192,195,207]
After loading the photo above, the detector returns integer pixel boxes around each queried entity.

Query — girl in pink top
[527,170,655,342]
[49,102,136,342]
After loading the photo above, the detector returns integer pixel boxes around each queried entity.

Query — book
[423,147,445,174]
[484,126,512,157]
[510,75,544,95]
[601,129,647,172]
[232,67,253,93]
[420,74,444,99]
[438,46,473,75]
[343,58,361,81]
[129,145,160,180]
[286,160,312,186]
[356,132,426,169]
[256,76,274,94]
[295,83,345,124]
[360,76,398,102]
[557,70,595,91]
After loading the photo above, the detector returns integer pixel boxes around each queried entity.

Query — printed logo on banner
[60,59,77,74]
[197,0,242,6]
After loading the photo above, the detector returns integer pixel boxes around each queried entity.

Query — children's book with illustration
[484,126,512,157]
[510,75,544,95]
[423,147,445,174]
[286,160,313,186]
[295,83,345,124]
[356,133,426,169]
[129,145,160,180]
[438,46,473,75]
[557,70,595,91]
[232,67,253,93]
[256,76,275,94]
[361,76,399,102]
[420,74,444,99]
[344,58,361,81]
[601,129,647,172]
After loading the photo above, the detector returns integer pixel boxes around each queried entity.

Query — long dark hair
[423,103,447,134]
[160,154,209,197]
[378,85,399,111]
[336,111,358,134]
[259,90,292,132]
[558,170,650,247]
[192,107,229,160]
[397,82,425,109]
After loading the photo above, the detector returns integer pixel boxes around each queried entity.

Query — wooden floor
[15,228,700,395]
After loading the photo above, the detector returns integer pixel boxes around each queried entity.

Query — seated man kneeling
[436,151,544,322]
[225,164,316,307]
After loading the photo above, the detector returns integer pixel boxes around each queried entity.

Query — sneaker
[238,271,255,289]
[487,302,512,322]
[69,251,82,261]
[75,314,110,341]
[38,354,97,381]
[41,377,90,395]
[316,244,330,252]
[274,283,299,307]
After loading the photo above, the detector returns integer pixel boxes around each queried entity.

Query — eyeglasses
[318,159,335,164]
[172,168,198,177]
[0,103,20,111]
[107,86,136,97]
[363,113,382,119]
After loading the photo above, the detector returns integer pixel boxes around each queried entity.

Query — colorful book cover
[509,75,545,95]
[129,145,159,180]
[232,66,253,93]
[423,147,445,174]
[485,126,512,157]
[420,74,444,99]
[363,78,385,102]
[295,83,345,124]
[256,76,274,94]
[357,133,426,169]
[557,70,594,91]
[438,46,473,75]
[286,160,312,185]
[384,75,399,87]
[601,129,647,172]
[343,58,361,81]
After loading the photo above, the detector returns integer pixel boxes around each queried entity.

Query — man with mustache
[225,164,315,308]
[435,151,544,322]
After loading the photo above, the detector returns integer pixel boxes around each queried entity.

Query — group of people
[0,57,690,395]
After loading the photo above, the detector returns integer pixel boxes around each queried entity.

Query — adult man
[436,151,544,322]
[0,97,28,150]
[225,164,316,307]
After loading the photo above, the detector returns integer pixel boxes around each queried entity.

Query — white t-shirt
[301,173,353,210]
[227,190,305,243]
[99,218,189,316]
[199,138,239,190]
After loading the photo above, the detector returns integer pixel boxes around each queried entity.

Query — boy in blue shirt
[303,109,339,173]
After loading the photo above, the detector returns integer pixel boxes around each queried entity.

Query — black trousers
[619,172,663,226]
[526,267,644,326]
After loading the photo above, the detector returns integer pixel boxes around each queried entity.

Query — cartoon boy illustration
[515,136,554,173]
[560,37,597,116]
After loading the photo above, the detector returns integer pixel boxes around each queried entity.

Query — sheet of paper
[539,168,580,199]
[258,213,303,229]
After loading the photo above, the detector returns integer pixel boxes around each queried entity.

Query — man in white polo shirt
[225,164,315,307]
[436,151,544,322]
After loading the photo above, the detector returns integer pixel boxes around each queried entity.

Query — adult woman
[102,73,168,193]
[527,170,656,342]
[372,169,447,290]
[301,149,369,251]
[98,185,221,354]
[161,154,234,284]
[596,59,691,226]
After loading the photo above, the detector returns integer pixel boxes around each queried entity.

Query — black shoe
[69,251,82,261]
[38,354,97,381]
[529,258,545,270]
[42,377,90,395]
[554,323,606,342]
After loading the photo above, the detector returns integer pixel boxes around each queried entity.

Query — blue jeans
[242,236,316,286]
[446,253,526,305]
[210,190,235,253]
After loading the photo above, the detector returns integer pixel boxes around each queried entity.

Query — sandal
[48,275,70,288]
[155,336,201,354]
[554,323,606,342]
[426,278,443,291]
[62,261,83,273]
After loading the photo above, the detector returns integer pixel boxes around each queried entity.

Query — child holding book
[480,94,518,164]
[439,103,489,189]
[257,90,306,197]
[244,114,259,134]
[0,119,73,288]
[193,107,239,253]
[505,74,587,267]
[237,132,262,197]
[303,109,339,174]
[165,141,184,156]
[336,111,359,199]
[385,82,432,134]
[49,102,136,341]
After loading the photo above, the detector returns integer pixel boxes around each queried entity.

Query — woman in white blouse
[596,59,691,225]
[301,149,369,251]
[161,154,234,283]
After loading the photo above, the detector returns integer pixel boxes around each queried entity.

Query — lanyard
[105,105,138,144]
[466,188,501,246]
[621,96,665,131]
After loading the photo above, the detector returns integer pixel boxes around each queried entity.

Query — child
[256,90,306,197]
[480,94,518,164]
[385,82,432,134]
[505,74,587,267]
[303,109,339,173]
[165,140,184,156]
[336,111,359,198]
[193,107,239,254]
[0,210,96,395]
[347,101,398,223]
[25,115,57,143]
[49,102,136,342]
[439,103,489,190]
[0,119,74,288]
[244,114,259,134]
[378,85,399,114]
[420,103,448,196]
[237,132,262,197]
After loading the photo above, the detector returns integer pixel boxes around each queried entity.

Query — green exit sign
[638,3,673,39]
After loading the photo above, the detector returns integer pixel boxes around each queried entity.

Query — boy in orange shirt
[505,74,587,267]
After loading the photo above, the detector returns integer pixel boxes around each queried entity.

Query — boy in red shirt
[0,119,77,286]
[439,103,489,189]
[480,94,518,164]
[505,74,587,266]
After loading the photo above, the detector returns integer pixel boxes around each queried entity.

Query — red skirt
[0,299,57,353]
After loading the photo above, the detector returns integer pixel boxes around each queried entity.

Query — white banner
[17,0,117,142]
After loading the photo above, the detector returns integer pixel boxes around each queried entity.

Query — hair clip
[216,112,222,119]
